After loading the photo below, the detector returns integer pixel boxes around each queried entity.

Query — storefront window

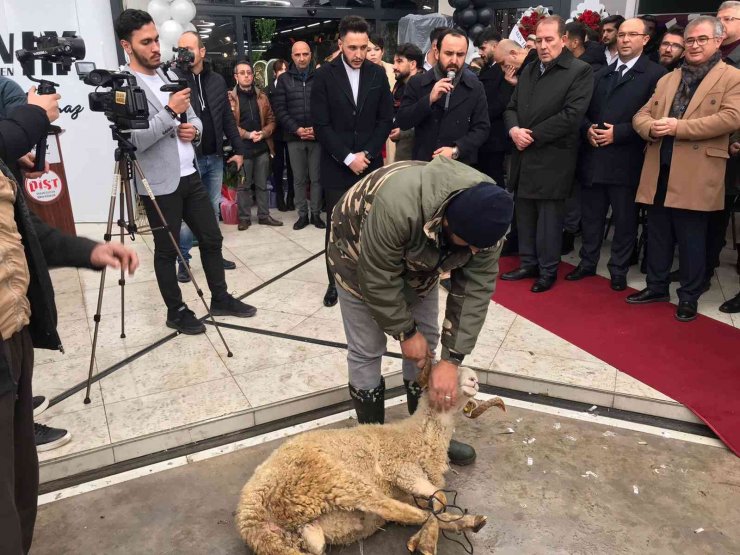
[193,15,239,86]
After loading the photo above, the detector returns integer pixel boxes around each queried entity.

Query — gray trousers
[237,151,270,221]
[518,197,566,279]
[287,140,322,217]
[337,285,440,391]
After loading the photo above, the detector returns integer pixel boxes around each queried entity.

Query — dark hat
[444,183,514,249]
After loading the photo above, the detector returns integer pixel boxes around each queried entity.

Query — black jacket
[0,105,98,394]
[478,63,513,153]
[311,57,394,192]
[579,55,666,188]
[272,64,317,142]
[179,63,246,157]
[504,49,594,199]
[396,68,490,164]
[580,41,606,73]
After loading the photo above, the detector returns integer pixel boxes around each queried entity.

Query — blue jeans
[180,154,223,262]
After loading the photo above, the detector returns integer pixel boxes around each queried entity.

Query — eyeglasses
[617,32,647,39]
[660,41,685,51]
[684,35,717,47]
[719,16,740,23]
[236,70,253,76]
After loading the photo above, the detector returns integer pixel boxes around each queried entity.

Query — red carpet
[493,257,740,456]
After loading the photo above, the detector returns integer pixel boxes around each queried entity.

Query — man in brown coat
[229,61,282,229]
[627,16,740,321]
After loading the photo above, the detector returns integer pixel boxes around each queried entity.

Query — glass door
[192,15,241,87]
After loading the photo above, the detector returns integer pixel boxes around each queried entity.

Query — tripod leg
[85,164,121,403]
[118,168,127,339]
[132,160,234,358]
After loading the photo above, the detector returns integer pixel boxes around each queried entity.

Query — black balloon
[460,7,477,28]
[477,7,493,24]
[469,23,485,40]
[471,0,487,7]
[453,9,461,26]
[449,0,470,9]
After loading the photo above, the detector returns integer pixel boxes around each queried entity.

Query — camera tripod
[84,125,234,403]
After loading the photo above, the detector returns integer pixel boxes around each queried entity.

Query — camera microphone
[444,70,455,111]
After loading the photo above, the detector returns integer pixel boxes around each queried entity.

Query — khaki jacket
[228,86,276,155]
[633,61,740,211]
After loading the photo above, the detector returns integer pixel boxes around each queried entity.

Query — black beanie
[444,183,514,249]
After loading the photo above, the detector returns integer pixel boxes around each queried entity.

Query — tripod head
[110,125,138,161]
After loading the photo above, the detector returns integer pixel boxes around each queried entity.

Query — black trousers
[0,328,37,555]
[706,194,738,277]
[272,139,294,202]
[517,197,565,278]
[324,188,347,286]
[580,183,638,278]
[475,151,506,189]
[142,173,228,313]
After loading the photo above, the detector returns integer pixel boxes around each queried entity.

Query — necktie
[609,64,628,94]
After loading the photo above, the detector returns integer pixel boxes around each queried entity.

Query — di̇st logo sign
[25,170,63,203]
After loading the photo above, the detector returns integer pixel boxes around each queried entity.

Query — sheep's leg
[407,517,439,555]
[238,522,309,555]
[390,463,446,512]
[301,523,326,555]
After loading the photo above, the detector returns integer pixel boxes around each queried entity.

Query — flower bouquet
[568,2,609,31]
[516,5,551,40]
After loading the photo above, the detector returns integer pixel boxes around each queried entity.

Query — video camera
[160,46,194,94]
[15,32,86,170]
[75,62,149,130]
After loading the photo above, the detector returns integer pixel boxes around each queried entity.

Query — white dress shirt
[342,58,362,166]
[605,47,619,66]
[616,55,640,77]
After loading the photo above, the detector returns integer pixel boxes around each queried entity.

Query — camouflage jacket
[327,156,503,362]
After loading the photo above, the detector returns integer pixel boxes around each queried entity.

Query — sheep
[234,364,506,555]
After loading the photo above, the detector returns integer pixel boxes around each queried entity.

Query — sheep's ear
[463,397,506,419]
[417,358,433,388]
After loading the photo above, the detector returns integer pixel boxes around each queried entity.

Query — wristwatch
[393,323,417,342]
[451,146,460,160]
[194,127,201,143]
[445,351,465,365]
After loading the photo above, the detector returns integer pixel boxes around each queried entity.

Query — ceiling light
[225,36,231,42]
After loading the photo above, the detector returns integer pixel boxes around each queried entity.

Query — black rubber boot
[404,380,477,466]
[349,377,385,424]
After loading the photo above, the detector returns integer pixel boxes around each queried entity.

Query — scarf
[670,52,722,118]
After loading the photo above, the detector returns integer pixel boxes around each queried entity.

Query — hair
[565,21,587,44]
[498,38,524,52]
[663,26,685,40]
[537,16,566,36]
[429,26,449,46]
[114,9,153,43]
[274,59,289,72]
[476,27,502,47]
[602,14,625,29]
[369,34,384,50]
[685,15,725,38]
[338,16,369,38]
[436,28,468,52]
[234,60,253,73]
[180,30,204,49]
[394,42,424,69]
[719,1,740,11]
[585,26,600,42]
[639,14,658,25]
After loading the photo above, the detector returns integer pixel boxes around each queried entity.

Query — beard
[130,48,159,70]
[436,60,461,76]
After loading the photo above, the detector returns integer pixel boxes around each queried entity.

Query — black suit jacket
[311,57,393,192]
[478,63,513,153]
[396,68,489,164]
[578,55,666,188]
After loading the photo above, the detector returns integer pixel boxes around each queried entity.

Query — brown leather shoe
[238,219,251,231]
[258,215,284,227]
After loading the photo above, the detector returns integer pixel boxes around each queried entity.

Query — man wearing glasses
[567,18,666,291]
[658,27,686,70]
[628,16,740,322]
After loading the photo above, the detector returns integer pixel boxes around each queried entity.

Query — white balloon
[170,0,196,25]
[159,19,184,46]
[147,0,170,25]
[159,41,174,62]
[184,22,197,33]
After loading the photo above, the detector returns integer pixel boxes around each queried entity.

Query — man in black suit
[566,18,666,291]
[311,15,394,307]
[476,28,513,188]
[396,28,490,166]
[501,16,593,293]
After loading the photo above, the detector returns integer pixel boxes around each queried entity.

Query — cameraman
[0,88,139,555]
[174,31,245,284]
[115,9,256,333]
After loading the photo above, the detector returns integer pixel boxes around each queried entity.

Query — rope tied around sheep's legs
[413,489,475,555]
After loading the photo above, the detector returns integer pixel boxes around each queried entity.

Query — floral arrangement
[576,9,604,31]
[568,2,609,31]
[516,6,551,39]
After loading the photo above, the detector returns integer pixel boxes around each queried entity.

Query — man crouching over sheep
[328,156,513,466]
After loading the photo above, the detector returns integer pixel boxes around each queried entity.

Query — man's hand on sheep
[428,360,459,411]
[400,333,433,369]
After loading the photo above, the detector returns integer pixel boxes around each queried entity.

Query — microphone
[444,70,456,111]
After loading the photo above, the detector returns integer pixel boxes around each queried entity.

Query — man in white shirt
[601,15,625,66]
[115,9,256,334]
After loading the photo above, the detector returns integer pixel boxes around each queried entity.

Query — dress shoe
[500,239,518,256]
[311,214,326,229]
[610,275,627,291]
[293,215,309,230]
[561,230,576,255]
[625,288,670,305]
[719,292,740,313]
[565,265,595,281]
[177,262,191,283]
[531,276,556,293]
[259,215,284,226]
[501,266,539,281]
[238,219,251,231]
[675,301,698,322]
[323,284,338,307]
[223,258,236,270]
